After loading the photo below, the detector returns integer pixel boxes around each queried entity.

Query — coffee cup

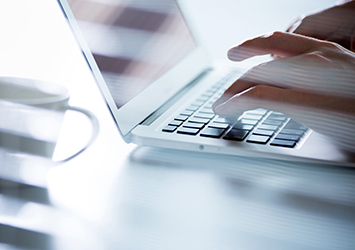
[0,77,99,161]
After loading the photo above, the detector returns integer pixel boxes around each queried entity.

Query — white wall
[182,0,336,61]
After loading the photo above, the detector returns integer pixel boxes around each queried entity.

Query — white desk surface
[1,0,354,250]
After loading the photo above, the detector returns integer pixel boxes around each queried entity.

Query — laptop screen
[67,0,197,109]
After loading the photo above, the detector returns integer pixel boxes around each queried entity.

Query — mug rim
[0,76,70,107]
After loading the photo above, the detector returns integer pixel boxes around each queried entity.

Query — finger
[351,30,355,52]
[213,58,287,109]
[286,16,303,33]
[213,88,355,148]
[214,86,298,117]
[288,16,327,40]
[227,31,323,61]
[212,78,257,110]
[289,23,325,41]
[214,85,355,117]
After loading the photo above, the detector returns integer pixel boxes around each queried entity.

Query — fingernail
[212,103,224,115]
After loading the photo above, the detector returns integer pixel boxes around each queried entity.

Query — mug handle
[55,105,99,162]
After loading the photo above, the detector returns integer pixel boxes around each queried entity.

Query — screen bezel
[57,0,211,138]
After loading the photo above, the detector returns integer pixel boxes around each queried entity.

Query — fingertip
[212,98,247,119]
[212,103,223,116]
[212,95,229,112]
[212,92,236,116]
[211,101,219,114]
[227,47,243,61]
[212,102,235,118]
[212,89,234,109]
[228,45,258,62]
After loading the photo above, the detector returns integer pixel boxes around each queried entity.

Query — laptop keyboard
[162,72,308,148]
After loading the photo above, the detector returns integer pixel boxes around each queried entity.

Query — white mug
[0,77,99,161]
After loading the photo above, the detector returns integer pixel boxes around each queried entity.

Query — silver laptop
[58,0,355,167]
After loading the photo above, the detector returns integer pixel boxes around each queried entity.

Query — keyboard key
[191,100,205,106]
[180,110,194,116]
[232,123,254,131]
[169,120,182,126]
[162,125,177,133]
[194,112,215,119]
[204,102,214,108]
[238,119,259,125]
[199,108,214,114]
[209,123,229,129]
[270,111,284,116]
[253,129,274,136]
[183,122,205,129]
[279,129,305,136]
[275,134,301,141]
[186,105,199,111]
[177,127,200,135]
[246,109,268,115]
[270,139,296,148]
[189,117,210,124]
[223,129,249,141]
[242,114,263,120]
[200,127,225,138]
[258,124,279,131]
[262,119,284,126]
[214,117,233,123]
[268,114,287,121]
[175,115,189,121]
[247,135,270,144]
[283,120,308,130]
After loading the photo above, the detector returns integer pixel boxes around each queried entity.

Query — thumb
[213,85,325,117]
[214,85,292,118]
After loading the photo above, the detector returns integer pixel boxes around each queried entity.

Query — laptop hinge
[139,68,212,126]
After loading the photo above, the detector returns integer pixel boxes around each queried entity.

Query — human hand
[212,31,355,151]
[287,0,355,51]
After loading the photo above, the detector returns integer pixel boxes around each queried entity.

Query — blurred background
[2,0,352,250]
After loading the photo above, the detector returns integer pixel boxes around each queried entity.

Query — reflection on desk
[2,135,355,250]
[118,147,355,250]
[0,148,102,250]
[2,144,355,250]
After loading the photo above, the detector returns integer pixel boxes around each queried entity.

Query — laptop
[58,0,355,167]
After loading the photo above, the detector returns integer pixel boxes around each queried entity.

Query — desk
[1,0,354,250]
